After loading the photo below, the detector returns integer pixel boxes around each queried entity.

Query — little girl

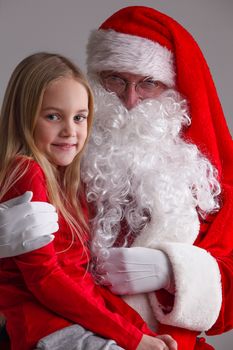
[0,53,176,350]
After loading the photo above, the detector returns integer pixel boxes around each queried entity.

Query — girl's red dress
[0,159,154,350]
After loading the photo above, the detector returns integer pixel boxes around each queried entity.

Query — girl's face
[34,77,89,167]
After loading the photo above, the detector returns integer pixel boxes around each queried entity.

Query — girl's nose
[60,120,76,136]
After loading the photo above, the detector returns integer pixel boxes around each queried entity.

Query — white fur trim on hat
[148,242,222,331]
[87,29,175,87]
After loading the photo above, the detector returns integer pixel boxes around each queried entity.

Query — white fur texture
[122,243,222,331]
[148,242,222,331]
[87,29,175,87]
[82,81,220,257]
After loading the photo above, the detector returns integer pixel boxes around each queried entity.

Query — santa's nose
[120,84,141,110]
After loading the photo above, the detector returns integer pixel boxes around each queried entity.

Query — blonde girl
[0,53,176,350]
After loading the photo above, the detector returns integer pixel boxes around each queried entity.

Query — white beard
[81,81,220,258]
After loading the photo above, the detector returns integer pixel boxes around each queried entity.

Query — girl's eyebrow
[77,109,89,114]
[41,107,89,114]
[41,106,62,112]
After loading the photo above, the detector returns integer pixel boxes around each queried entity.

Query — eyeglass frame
[100,72,167,98]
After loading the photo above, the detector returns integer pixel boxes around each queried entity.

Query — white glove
[0,191,59,258]
[98,247,173,295]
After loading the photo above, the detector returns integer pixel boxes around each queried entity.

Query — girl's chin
[49,156,76,168]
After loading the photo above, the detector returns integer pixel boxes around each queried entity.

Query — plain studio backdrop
[0,0,232,349]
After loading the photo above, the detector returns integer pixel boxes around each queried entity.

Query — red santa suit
[85,6,233,350]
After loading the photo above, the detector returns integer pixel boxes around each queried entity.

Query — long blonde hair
[0,52,94,246]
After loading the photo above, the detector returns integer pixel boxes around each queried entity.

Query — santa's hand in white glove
[0,191,59,258]
[98,247,174,295]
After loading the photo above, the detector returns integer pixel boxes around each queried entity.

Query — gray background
[0,0,232,348]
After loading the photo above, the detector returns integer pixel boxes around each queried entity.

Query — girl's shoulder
[13,155,42,169]
[4,156,47,202]
[13,156,46,183]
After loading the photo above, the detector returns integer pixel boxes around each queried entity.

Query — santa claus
[0,5,233,350]
[81,6,233,350]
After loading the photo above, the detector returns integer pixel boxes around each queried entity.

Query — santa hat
[87,19,175,87]
[87,6,233,184]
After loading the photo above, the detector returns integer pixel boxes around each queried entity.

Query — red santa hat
[87,6,233,184]
[87,14,175,87]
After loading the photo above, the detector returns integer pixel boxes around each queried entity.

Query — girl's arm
[4,160,151,350]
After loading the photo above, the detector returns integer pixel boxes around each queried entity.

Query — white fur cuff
[149,242,222,331]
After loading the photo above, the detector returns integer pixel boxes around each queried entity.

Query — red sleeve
[7,160,153,350]
[195,183,233,335]
[14,245,147,350]
[2,158,48,202]
[152,183,233,337]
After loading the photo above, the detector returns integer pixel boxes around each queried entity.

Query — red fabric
[195,185,233,335]
[158,323,198,350]
[195,338,215,350]
[154,187,233,337]
[100,4,233,340]
[0,159,155,350]
[157,323,215,350]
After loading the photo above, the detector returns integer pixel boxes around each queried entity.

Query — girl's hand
[136,334,177,350]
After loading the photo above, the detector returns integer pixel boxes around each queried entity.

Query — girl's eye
[74,114,87,123]
[46,114,60,121]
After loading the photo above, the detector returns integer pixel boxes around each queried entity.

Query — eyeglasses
[101,74,167,98]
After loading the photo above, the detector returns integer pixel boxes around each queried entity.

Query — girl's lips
[52,143,76,150]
